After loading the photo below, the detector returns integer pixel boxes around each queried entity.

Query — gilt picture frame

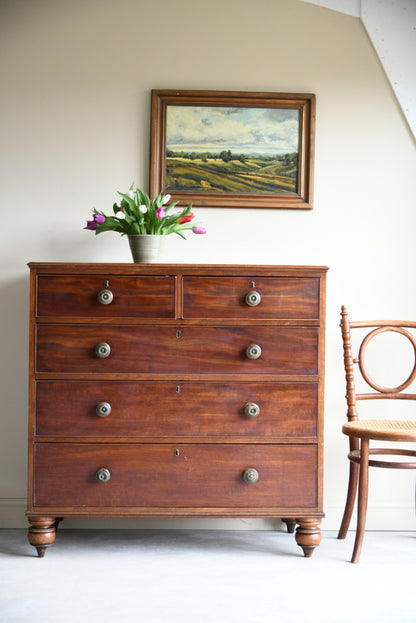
[150,89,315,209]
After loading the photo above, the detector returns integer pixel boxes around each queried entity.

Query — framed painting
[150,89,315,209]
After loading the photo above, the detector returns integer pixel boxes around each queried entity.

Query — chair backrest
[340,305,416,425]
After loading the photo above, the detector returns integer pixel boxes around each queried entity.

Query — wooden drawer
[33,443,318,508]
[183,277,320,319]
[36,325,319,375]
[35,381,318,438]
[36,275,176,318]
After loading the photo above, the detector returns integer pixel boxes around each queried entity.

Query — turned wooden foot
[295,517,322,558]
[27,516,57,558]
[54,517,64,532]
[282,518,296,534]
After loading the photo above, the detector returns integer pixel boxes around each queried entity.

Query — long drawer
[35,325,319,375]
[33,443,318,508]
[35,381,318,438]
[182,277,320,319]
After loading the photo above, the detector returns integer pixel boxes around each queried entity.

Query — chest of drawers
[27,263,328,557]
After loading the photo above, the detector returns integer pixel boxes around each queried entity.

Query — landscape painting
[150,90,315,209]
[166,105,299,195]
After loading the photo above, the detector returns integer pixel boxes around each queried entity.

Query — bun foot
[36,546,47,558]
[282,518,296,534]
[295,517,322,558]
[27,516,57,558]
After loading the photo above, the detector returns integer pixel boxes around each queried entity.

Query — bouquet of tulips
[85,184,206,239]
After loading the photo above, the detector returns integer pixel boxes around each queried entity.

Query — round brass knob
[245,291,261,307]
[95,468,111,483]
[243,468,259,484]
[95,342,111,358]
[246,344,262,360]
[97,289,113,305]
[244,402,260,418]
[96,402,112,417]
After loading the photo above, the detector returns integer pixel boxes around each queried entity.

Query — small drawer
[33,443,318,508]
[35,325,319,375]
[182,277,320,319]
[35,381,318,438]
[36,275,176,318]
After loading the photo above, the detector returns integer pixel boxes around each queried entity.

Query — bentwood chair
[337,306,416,563]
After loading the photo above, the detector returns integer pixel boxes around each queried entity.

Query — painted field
[165,155,298,195]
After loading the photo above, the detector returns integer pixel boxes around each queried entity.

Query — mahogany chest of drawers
[27,263,328,557]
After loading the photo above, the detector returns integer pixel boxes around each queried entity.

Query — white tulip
[139,205,148,214]
[162,194,171,205]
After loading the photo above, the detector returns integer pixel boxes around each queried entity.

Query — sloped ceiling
[302,0,416,139]
[302,0,360,16]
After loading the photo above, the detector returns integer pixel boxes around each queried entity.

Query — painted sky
[166,105,299,156]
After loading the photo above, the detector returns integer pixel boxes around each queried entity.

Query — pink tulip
[155,207,165,219]
[192,226,206,234]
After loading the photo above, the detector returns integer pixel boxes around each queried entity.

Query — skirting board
[1,499,415,531]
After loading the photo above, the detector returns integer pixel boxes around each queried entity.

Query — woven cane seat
[343,419,416,442]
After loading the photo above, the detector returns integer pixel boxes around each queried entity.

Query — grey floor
[0,529,415,623]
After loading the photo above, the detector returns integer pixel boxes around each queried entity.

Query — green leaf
[174,230,187,239]
[118,192,136,212]
[135,188,149,207]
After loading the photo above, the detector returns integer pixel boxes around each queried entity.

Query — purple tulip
[192,226,206,234]
[86,219,98,230]
[86,213,105,230]
[155,207,165,219]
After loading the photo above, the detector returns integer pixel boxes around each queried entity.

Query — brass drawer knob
[243,468,259,484]
[97,289,114,305]
[246,344,262,360]
[96,402,112,417]
[95,342,111,358]
[245,291,261,307]
[244,402,260,418]
[95,468,111,483]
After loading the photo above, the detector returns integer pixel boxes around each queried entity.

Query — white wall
[1,0,415,531]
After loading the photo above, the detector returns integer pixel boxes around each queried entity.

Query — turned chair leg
[338,460,359,539]
[351,439,370,563]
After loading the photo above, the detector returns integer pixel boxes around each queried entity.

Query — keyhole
[175,386,180,393]
[250,281,255,289]
[104,280,109,287]
[174,449,180,456]
[176,330,181,338]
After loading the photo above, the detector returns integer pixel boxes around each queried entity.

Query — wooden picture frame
[150,89,315,209]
